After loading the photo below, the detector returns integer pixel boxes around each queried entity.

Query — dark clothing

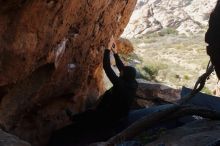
[114,53,124,71]
[73,49,138,123]
[96,49,138,121]
[205,2,220,46]
[205,1,220,78]
[48,50,138,146]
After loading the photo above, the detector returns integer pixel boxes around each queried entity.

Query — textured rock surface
[136,79,180,102]
[0,0,137,145]
[0,129,31,146]
[122,0,217,38]
[109,38,134,66]
[116,38,134,55]
[146,120,220,146]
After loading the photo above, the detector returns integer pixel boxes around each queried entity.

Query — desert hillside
[123,0,217,38]
[122,0,218,94]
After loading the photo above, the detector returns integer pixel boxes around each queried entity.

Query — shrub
[183,75,190,80]
[141,63,168,81]
[158,28,178,36]
[202,87,212,95]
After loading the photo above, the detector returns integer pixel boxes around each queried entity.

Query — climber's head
[120,66,136,81]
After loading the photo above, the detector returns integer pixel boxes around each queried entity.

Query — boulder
[136,79,181,105]
[109,38,134,66]
[116,38,134,55]
[146,120,220,146]
[0,0,137,145]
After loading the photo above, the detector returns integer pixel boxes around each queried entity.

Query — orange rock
[0,0,137,145]
[116,38,134,55]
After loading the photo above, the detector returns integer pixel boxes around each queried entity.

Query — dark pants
[48,109,118,146]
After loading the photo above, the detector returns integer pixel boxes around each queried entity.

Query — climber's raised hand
[111,38,118,54]
[107,36,116,51]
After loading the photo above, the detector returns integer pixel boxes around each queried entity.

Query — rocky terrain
[0,1,136,145]
[120,0,219,93]
[147,120,220,146]
[0,129,31,146]
[0,0,220,146]
[122,0,217,38]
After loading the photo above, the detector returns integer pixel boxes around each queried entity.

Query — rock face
[0,129,31,146]
[136,79,180,102]
[116,38,134,55]
[109,38,134,66]
[146,120,220,146]
[0,0,137,145]
[122,0,217,38]
[134,79,180,108]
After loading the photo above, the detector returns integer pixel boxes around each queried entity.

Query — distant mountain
[122,0,217,38]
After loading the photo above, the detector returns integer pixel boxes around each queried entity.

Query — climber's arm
[103,49,119,85]
[114,53,124,72]
[110,37,124,72]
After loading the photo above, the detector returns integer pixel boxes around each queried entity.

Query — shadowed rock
[0,0,137,145]
[0,129,31,146]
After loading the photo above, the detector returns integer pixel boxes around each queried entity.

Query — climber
[48,36,138,146]
[68,36,138,124]
[96,36,138,121]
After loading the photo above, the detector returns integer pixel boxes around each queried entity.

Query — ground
[127,31,218,94]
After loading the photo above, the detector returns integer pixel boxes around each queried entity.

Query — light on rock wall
[67,63,76,73]
[117,14,122,22]
[55,38,68,68]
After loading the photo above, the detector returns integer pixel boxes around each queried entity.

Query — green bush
[158,28,178,36]
[202,87,212,95]
[183,74,190,80]
[141,63,168,81]
[143,66,158,80]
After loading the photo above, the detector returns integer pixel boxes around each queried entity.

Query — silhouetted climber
[96,36,138,122]
[48,37,138,146]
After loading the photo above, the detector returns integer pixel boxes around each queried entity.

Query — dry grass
[129,32,217,94]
